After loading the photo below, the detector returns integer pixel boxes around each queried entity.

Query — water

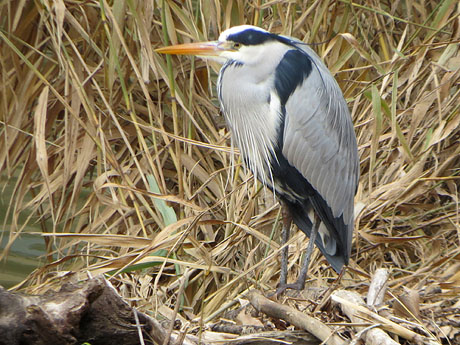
[0,179,47,289]
[0,231,46,288]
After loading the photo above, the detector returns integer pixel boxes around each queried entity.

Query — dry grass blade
[33,86,54,223]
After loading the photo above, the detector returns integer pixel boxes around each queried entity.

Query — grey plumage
[281,41,359,265]
[216,26,358,272]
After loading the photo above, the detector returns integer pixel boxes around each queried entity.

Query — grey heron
[156,25,359,291]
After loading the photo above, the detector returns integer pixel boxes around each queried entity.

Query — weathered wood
[247,290,343,345]
[0,277,157,345]
[225,330,320,345]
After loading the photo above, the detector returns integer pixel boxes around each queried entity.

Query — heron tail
[286,199,348,273]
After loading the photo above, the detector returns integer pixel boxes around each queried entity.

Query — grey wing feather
[282,43,359,256]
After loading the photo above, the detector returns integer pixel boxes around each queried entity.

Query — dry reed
[1,1,459,343]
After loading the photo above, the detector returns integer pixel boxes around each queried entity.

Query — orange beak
[155,41,223,56]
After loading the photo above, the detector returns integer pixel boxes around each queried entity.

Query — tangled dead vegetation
[0,1,459,344]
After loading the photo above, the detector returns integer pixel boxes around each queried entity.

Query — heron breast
[218,64,282,187]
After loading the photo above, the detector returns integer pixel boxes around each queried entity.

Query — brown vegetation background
[0,0,459,342]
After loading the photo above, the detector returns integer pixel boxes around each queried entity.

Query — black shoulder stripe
[274,49,312,105]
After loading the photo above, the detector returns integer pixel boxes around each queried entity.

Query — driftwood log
[0,276,162,345]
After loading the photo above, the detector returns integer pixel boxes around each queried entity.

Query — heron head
[155,25,292,66]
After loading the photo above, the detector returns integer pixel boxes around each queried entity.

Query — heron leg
[293,213,320,290]
[277,213,320,292]
[279,202,292,287]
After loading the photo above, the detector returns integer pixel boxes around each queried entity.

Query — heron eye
[232,42,242,50]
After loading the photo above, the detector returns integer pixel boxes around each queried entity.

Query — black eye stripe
[226,28,297,48]
[227,29,275,45]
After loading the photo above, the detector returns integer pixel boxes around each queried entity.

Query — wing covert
[280,43,359,255]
